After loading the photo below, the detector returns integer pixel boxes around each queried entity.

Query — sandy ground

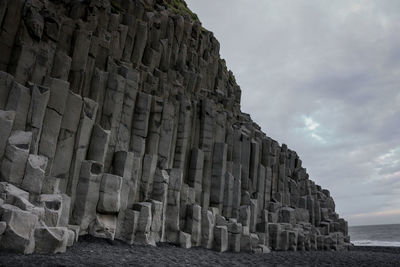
[1,236,400,266]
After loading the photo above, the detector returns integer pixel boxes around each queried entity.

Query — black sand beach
[1,236,400,267]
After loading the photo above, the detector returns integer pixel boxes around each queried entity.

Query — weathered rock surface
[0,0,349,254]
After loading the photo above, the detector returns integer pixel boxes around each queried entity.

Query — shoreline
[1,236,400,266]
[350,245,400,254]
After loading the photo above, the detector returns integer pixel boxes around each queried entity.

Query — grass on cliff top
[163,0,199,22]
[110,0,124,13]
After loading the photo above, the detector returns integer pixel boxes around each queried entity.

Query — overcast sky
[186,0,400,226]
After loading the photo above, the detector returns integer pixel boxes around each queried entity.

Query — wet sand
[1,236,400,266]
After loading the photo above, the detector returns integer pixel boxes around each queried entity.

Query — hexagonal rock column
[68,98,98,213]
[187,148,204,203]
[150,168,169,242]
[210,143,227,212]
[20,155,48,195]
[0,110,15,161]
[38,77,69,173]
[201,209,215,249]
[132,202,154,245]
[97,174,122,213]
[26,84,49,155]
[5,81,31,131]
[165,168,183,244]
[1,131,32,186]
[51,90,83,184]
[214,225,228,252]
[185,204,201,246]
[71,160,103,233]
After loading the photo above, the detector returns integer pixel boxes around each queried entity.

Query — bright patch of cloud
[311,133,325,142]
[304,117,319,130]
[302,116,326,143]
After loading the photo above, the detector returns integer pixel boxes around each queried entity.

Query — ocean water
[349,224,400,247]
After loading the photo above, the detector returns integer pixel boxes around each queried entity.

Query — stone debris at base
[0,0,350,254]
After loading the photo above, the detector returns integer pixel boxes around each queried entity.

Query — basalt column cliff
[0,0,350,254]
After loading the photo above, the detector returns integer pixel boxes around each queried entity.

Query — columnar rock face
[0,0,350,254]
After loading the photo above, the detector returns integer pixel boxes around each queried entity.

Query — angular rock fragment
[67,224,80,243]
[179,231,192,249]
[0,204,37,254]
[116,209,140,244]
[34,226,69,254]
[89,214,117,240]
[66,229,76,247]
[0,182,29,201]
